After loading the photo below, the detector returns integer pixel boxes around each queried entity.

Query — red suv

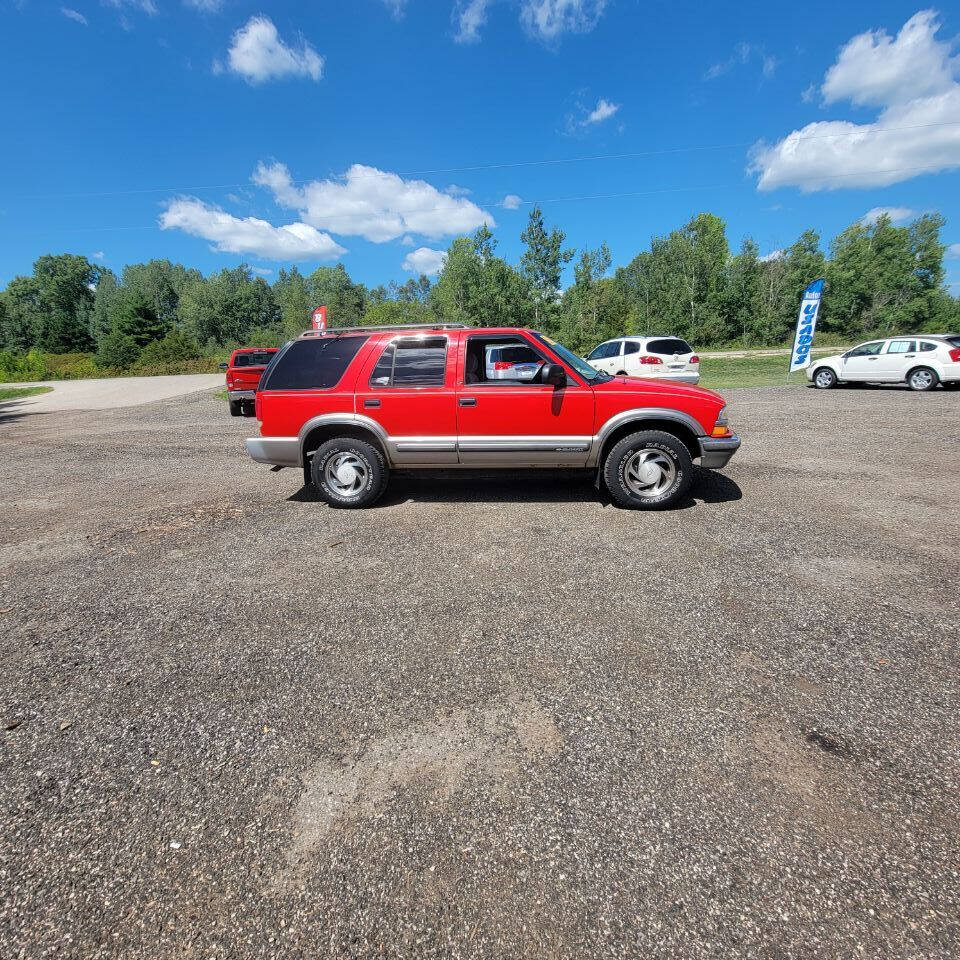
[224,348,278,417]
[245,324,740,509]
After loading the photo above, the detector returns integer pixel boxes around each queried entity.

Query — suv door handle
[363,398,381,408]
[458,397,477,407]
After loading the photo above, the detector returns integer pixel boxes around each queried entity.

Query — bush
[136,329,202,366]
[0,349,47,382]
[96,330,140,370]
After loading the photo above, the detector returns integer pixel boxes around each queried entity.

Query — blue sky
[2,0,959,292]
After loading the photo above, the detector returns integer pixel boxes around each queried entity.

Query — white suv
[586,336,700,384]
[809,335,960,391]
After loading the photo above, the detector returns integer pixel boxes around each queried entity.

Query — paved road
[1,374,222,412]
[1,386,958,958]
[698,346,842,359]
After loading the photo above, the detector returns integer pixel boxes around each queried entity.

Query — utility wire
[7,120,960,202]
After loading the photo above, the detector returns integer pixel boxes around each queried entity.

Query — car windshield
[532,332,611,383]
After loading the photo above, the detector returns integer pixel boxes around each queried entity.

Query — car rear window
[646,338,692,355]
[260,336,368,390]
[233,351,274,367]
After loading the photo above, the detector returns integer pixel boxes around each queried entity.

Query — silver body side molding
[245,408,732,471]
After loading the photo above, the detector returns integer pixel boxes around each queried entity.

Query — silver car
[485,344,544,381]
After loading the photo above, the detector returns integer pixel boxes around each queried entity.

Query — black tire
[907,366,938,392]
[943,381,960,391]
[311,437,388,509]
[229,399,242,417]
[812,367,837,389]
[241,399,256,417]
[602,430,693,510]
[616,370,627,377]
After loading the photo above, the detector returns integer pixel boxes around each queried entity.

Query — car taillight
[689,355,700,364]
[493,361,514,370]
[949,347,960,362]
[639,356,663,365]
[226,372,234,386]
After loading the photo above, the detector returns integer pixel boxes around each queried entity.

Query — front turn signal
[711,425,731,438]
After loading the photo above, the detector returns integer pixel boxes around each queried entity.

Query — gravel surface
[1,385,958,959]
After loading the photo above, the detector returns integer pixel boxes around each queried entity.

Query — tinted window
[887,340,916,354]
[623,341,641,355]
[234,354,250,367]
[919,341,937,352]
[370,337,447,387]
[261,336,367,390]
[646,338,692,355]
[588,342,619,360]
[848,341,885,357]
[946,336,960,348]
[233,351,274,367]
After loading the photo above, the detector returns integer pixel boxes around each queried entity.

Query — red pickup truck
[244,324,740,509]
[224,348,277,417]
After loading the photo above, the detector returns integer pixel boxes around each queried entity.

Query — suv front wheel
[603,430,693,510]
[310,437,388,509]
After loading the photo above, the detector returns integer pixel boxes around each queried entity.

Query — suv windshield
[532,332,611,383]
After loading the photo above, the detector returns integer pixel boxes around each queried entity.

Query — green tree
[520,206,574,326]
[96,328,140,369]
[273,266,312,336]
[109,290,167,347]
[179,266,280,347]
[307,264,365,328]
[137,329,202,365]
[122,260,200,327]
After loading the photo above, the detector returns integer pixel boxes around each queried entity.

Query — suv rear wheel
[603,430,692,510]
[311,437,387,509]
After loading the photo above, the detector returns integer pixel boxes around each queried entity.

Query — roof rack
[299,322,472,338]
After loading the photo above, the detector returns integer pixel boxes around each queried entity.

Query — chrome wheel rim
[323,452,368,497]
[815,370,833,388]
[911,370,933,389]
[624,448,677,498]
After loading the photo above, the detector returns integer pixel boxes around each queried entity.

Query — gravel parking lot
[1,385,958,959]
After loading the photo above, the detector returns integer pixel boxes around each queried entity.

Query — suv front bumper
[698,435,741,469]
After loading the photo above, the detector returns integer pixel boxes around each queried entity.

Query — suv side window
[370,337,447,387]
[623,341,641,355]
[261,336,368,390]
[588,342,620,360]
[886,340,916,354]
[918,341,937,352]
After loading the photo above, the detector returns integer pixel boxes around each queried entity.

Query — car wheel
[813,367,837,389]
[616,370,627,377]
[229,399,242,417]
[907,367,938,392]
[603,430,692,510]
[311,437,387,509]
[241,399,256,417]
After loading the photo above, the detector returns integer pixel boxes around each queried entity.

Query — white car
[808,335,960,391]
[485,343,543,381]
[586,336,700,384]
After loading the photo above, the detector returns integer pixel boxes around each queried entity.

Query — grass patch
[0,385,54,401]
[698,353,811,389]
[213,389,229,401]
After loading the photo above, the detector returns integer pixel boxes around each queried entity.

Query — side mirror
[219,362,228,371]
[542,363,566,387]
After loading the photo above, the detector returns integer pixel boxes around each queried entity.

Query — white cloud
[403,247,448,276]
[759,249,785,263]
[444,184,472,196]
[750,11,960,191]
[453,0,492,44]
[159,198,346,261]
[946,243,960,259]
[706,42,777,81]
[401,235,415,246]
[822,10,957,107]
[585,97,619,124]
[862,206,918,225]
[185,0,222,11]
[253,161,495,243]
[382,0,407,19]
[223,16,323,85]
[501,194,523,209]
[92,251,106,260]
[520,0,607,43]
[762,55,778,79]
[61,8,88,25]
[250,266,273,276]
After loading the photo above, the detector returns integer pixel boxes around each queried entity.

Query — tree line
[1,208,957,370]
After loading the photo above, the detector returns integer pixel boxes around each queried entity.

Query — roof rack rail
[299,322,472,338]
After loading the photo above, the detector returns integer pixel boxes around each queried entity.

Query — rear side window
[261,336,368,390]
[623,341,641,355]
[887,340,916,354]
[919,341,938,352]
[647,338,692,355]
[370,337,447,387]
